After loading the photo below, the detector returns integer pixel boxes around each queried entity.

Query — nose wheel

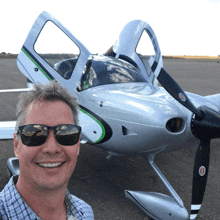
[125,154,189,220]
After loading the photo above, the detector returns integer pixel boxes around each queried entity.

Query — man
[0,81,94,220]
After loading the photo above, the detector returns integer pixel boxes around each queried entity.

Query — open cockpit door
[109,20,163,86]
[17,11,91,94]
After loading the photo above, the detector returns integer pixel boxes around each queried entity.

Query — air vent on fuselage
[122,126,137,136]
[166,117,184,133]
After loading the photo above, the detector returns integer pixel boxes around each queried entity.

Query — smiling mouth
[37,162,65,168]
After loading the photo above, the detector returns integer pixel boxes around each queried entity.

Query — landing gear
[125,154,189,220]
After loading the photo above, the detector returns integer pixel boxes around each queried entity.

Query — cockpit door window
[17,11,91,95]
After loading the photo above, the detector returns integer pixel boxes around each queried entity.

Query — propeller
[150,60,220,219]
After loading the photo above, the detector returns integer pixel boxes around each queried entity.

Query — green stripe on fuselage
[79,108,105,143]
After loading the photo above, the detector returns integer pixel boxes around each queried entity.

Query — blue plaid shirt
[0,176,94,220]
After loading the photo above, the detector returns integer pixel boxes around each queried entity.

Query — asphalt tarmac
[0,58,220,219]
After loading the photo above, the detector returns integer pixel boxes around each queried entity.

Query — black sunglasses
[17,124,81,146]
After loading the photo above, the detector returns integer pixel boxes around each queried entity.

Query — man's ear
[13,133,19,158]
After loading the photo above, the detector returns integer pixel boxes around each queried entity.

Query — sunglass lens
[21,124,48,146]
[55,125,80,145]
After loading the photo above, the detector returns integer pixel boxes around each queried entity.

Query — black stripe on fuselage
[79,105,113,144]
[22,46,54,80]
[151,61,158,73]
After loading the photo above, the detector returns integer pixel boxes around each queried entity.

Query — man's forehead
[26,100,49,114]
[26,99,67,110]
[25,100,74,122]
[26,100,37,114]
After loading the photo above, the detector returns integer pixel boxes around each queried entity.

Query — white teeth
[38,162,63,168]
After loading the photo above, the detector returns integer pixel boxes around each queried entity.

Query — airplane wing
[0,121,16,140]
[0,88,31,93]
[105,20,163,87]
[0,88,31,140]
[17,11,92,95]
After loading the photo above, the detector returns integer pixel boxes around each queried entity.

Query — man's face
[14,100,80,191]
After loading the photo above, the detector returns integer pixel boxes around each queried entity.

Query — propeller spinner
[151,60,220,219]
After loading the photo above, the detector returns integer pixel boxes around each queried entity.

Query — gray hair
[15,80,79,131]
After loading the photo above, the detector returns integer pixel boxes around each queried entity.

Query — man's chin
[33,177,69,192]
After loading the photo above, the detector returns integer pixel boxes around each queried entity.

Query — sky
[0,0,219,56]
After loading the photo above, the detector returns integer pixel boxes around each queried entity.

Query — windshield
[54,56,147,90]
[80,56,147,90]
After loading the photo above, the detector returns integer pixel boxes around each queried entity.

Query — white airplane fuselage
[78,77,220,155]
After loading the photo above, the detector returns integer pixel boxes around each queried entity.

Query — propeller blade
[150,60,203,118]
[149,59,220,220]
[190,140,210,220]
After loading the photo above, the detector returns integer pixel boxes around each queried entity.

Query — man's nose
[41,130,62,154]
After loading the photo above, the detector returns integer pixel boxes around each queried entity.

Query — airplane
[0,11,220,220]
